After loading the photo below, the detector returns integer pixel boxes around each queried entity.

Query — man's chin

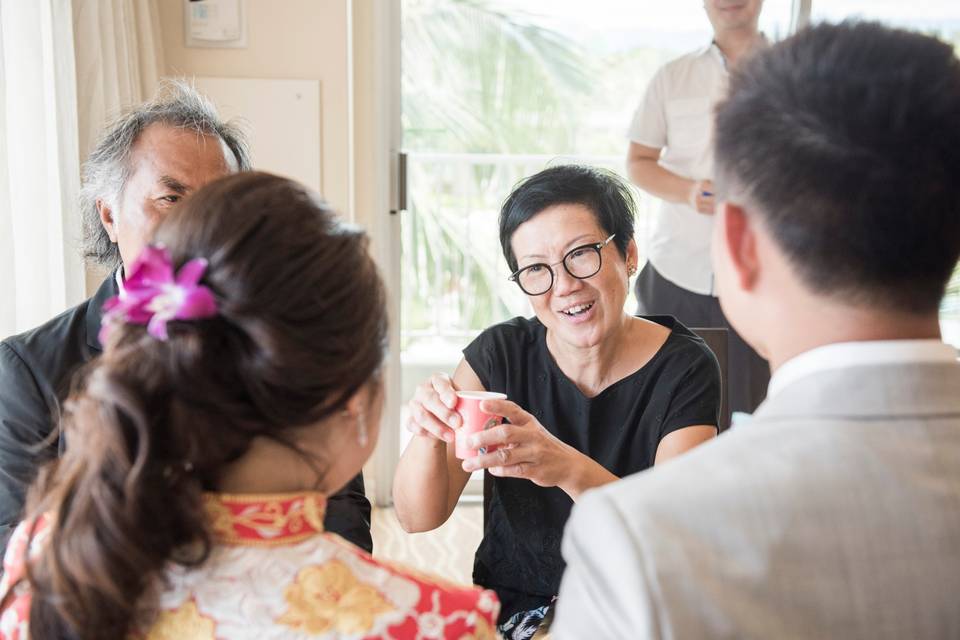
[717,16,755,31]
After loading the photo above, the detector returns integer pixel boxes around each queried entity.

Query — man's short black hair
[499,165,636,272]
[715,21,960,312]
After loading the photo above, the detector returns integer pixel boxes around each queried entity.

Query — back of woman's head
[24,171,388,640]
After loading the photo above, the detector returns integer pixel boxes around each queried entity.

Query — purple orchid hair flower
[99,244,218,344]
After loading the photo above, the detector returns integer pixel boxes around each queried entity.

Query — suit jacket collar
[753,361,960,422]
[84,274,120,353]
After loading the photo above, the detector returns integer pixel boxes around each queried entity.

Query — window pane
[400,1,802,455]
[811,0,960,48]
[401,0,797,349]
[401,0,808,450]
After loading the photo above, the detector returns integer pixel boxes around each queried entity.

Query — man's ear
[718,201,760,291]
[626,237,639,271]
[97,199,118,243]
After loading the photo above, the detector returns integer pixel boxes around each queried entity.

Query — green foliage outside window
[401,0,662,350]
[401,1,960,353]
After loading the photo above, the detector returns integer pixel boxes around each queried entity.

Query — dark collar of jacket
[84,273,119,353]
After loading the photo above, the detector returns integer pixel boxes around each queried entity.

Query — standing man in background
[627,0,769,416]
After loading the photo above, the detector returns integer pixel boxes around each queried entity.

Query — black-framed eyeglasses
[508,234,616,296]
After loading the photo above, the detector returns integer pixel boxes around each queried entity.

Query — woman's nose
[551,265,582,296]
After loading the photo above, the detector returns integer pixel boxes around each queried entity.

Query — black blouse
[463,315,720,623]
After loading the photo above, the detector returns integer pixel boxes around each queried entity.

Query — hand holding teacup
[405,376,508,454]
[408,377,611,497]
[460,398,586,490]
[406,373,462,443]
[453,391,507,459]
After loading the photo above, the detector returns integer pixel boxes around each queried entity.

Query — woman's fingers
[487,464,529,479]
[407,375,462,442]
[417,375,461,428]
[430,373,459,410]
[462,441,529,473]
[411,376,461,426]
[479,399,529,426]
[406,404,455,442]
[467,423,526,452]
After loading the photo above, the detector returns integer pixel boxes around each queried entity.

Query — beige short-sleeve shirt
[629,44,729,295]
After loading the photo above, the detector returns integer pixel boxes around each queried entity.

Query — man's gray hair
[79,80,251,269]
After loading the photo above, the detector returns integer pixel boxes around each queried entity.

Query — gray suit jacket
[552,361,960,639]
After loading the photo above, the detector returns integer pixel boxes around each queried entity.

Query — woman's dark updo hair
[23,172,388,640]
[498,164,636,272]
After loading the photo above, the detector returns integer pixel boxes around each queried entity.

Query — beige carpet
[371,503,483,585]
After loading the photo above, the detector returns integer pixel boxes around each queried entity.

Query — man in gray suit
[552,21,960,639]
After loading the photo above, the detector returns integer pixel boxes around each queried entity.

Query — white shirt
[768,339,958,399]
[628,44,729,295]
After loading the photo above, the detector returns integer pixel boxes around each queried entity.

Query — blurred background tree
[399,0,960,355]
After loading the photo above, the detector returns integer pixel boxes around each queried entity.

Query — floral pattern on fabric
[0,492,500,639]
[278,561,394,635]
[143,600,216,640]
[498,605,551,640]
[0,516,50,640]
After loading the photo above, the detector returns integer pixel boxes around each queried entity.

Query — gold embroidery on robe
[144,600,215,640]
[204,493,326,547]
[278,560,394,635]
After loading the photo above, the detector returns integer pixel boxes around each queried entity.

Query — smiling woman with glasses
[393,164,721,639]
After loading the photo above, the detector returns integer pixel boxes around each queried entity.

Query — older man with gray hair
[0,82,373,556]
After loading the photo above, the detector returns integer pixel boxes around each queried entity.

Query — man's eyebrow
[158,175,189,194]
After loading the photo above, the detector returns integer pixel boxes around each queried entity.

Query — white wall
[159,1,400,503]
[157,0,354,215]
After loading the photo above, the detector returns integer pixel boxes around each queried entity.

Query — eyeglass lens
[517,245,602,295]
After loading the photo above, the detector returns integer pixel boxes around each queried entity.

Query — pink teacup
[454,391,507,459]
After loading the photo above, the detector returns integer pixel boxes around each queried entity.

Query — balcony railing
[400,150,960,361]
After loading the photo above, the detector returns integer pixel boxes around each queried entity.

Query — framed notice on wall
[184,0,247,48]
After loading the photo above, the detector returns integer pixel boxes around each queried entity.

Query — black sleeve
[462,330,497,392]
[462,319,529,394]
[0,343,59,556]
[324,472,372,552]
[659,345,721,439]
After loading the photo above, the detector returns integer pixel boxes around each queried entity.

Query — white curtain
[73,0,165,292]
[0,0,163,339]
[0,0,84,337]
[73,0,164,164]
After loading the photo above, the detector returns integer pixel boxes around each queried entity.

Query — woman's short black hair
[498,165,636,272]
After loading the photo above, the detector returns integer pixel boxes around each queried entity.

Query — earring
[627,263,637,277]
[356,409,369,447]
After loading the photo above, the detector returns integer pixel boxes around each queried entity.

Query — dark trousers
[635,263,770,415]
